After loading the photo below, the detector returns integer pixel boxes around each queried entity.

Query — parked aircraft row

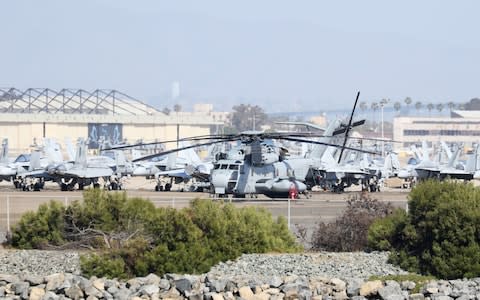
[3,92,480,197]
[1,132,479,196]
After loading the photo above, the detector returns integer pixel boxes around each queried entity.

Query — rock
[332,290,348,299]
[269,276,283,288]
[211,293,224,300]
[430,296,453,300]
[284,289,299,300]
[188,293,203,300]
[159,278,170,290]
[209,279,227,293]
[351,296,367,300]
[111,287,131,300]
[92,278,105,291]
[330,278,346,292]
[239,286,255,300]
[86,296,99,300]
[384,295,404,300]
[224,291,235,300]
[359,280,383,297]
[271,293,286,300]
[253,292,270,300]
[160,287,182,299]
[346,278,364,296]
[225,280,236,292]
[12,281,29,296]
[175,278,192,294]
[22,275,43,286]
[45,273,65,291]
[102,291,114,300]
[81,280,103,298]
[401,281,416,291]
[29,286,46,300]
[126,278,141,292]
[426,287,439,294]
[264,288,281,295]
[43,291,60,300]
[378,282,403,300]
[144,273,161,285]
[0,274,20,284]
[65,284,84,300]
[140,284,160,296]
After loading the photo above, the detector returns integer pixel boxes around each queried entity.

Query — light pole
[380,98,389,158]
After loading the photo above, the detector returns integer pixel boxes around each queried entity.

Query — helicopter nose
[210,171,229,191]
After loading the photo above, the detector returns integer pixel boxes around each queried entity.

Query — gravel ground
[207,252,408,282]
[0,249,81,276]
[0,249,407,282]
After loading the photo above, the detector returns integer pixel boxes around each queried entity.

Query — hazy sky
[1,1,479,112]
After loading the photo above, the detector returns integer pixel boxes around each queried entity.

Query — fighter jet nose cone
[133,167,147,176]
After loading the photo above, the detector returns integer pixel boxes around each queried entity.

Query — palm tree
[394,101,402,115]
[436,103,444,113]
[415,101,423,112]
[404,97,412,115]
[427,103,434,115]
[173,104,182,113]
[359,101,367,112]
[371,102,379,127]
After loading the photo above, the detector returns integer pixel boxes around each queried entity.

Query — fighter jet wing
[62,167,113,178]
[155,169,190,179]
[19,169,50,179]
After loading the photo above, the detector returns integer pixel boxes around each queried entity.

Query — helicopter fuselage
[210,156,312,198]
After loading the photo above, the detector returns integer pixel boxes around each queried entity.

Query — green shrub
[81,199,300,278]
[80,253,127,279]
[368,180,480,279]
[11,200,66,249]
[10,190,299,278]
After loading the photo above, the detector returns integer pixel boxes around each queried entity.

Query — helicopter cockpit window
[221,165,228,169]
[229,165,239,170]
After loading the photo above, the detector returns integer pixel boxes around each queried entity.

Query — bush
[10,190,300,278]
[80,253,127,279]
[368,180,480,279]
[11,200,66,249]
[311,193,393,251]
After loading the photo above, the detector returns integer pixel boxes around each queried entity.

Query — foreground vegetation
[10,180,480,280]
[368,180,480,279]
[9,190,300,278]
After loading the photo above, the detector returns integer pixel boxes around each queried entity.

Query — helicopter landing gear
[331,180,345,193]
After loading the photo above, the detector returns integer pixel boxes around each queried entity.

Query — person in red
[289,182,298,200]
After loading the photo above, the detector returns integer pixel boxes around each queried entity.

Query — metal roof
[0,88,162,115]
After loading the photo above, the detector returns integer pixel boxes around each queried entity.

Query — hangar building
[0,88,222,155]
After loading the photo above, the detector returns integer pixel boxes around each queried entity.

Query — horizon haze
[1,1,479,113]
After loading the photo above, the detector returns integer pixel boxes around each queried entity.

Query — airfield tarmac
[0,177,410,235]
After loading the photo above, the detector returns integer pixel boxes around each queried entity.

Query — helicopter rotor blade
[338,91,361,163]
[332,119,365,136]
[132,138,238,162]
[104,134,236,150]
[279,137,380,156]
[105,131,329,151]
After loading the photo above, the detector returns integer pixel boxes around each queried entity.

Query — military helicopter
[109,92,379,198]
